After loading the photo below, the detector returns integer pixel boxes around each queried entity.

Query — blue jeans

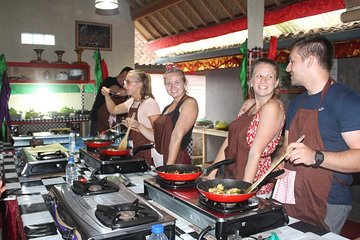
[324,203,352,234]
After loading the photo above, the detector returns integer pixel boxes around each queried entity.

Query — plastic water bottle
[65,157,78,185]
[148,224,169,240]
[69,132,76,157]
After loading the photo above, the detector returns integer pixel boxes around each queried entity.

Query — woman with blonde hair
[132,66,198,165]
[207,58,285,197]
[101,69,160,165]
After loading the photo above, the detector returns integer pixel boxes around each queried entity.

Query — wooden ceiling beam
[131,0,184,20]
[174,4,198,29]
[141,17,163,38]
[150,14,172,36]
[218,0,234,19]
[135,21,156,41]
[184,0,207,26]
[198,0,220,23]
[273,0,283,6]
[168,8,187,32]
[157,11,179,34]
[135,0,145,7]
[234,0,247,16]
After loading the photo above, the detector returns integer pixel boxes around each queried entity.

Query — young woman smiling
[206,58,285,198]
[133,66,198,165]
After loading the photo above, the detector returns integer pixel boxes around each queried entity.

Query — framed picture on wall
[75,21,112,51]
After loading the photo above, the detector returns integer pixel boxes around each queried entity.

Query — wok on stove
[156,159,235,181]
[100,143,154,156]
[197,169,285,203]
[83,133,124,148]
[197,179,255,203]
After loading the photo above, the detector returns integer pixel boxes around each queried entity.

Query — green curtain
[93,49,102,94]
[239,39,248,100]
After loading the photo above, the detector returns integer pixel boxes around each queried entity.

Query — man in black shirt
[90,67,133,136]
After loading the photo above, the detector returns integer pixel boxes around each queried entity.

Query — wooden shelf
[193,127,229,137]
[7,61,91,83]
[193,126,228,164]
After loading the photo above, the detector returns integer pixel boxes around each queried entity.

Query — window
[21,33,55,45]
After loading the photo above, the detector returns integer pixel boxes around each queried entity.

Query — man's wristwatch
[313,150,324,168]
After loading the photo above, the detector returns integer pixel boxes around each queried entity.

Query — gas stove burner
[116,210,136,220]
[95,199,159,229]
[80,148,150,174]
[36,150,67,160]
[199,194,259,214]
[88,184,103,192]
[144,177,289,239]
[71,178,120,196]
[155,175,197,189]
[47,182,176,239]
[20,146,68,176]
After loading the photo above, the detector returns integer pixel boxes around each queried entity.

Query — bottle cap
[68,157,75,163]
[151,224,164,234]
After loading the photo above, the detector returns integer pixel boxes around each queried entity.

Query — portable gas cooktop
[45,179,176,240]
[20,143,69,176]
[144,177,289,240]
[80,148,150,174]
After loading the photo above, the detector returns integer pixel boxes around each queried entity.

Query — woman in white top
[101,69,160,165]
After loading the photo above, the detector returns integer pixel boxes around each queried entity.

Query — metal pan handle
[202,159,235,176]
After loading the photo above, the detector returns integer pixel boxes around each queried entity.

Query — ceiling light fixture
[94,0,118,10]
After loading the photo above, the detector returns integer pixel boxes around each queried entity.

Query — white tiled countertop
[0,143,349,240]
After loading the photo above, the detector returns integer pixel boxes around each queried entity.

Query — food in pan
[208,183,244,195]
[162,170,197,174]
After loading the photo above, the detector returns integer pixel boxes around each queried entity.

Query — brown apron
[224,105,255,179]
[128,102,153,166]
[284,79,333,230]
[97,85,126,133]
[153,95,191,165]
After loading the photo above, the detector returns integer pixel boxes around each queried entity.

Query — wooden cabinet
[7,61,92,84]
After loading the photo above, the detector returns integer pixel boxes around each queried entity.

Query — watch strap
[313,150,324,168]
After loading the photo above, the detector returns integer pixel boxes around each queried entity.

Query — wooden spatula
[117,113,136,150]
[244,134,305,194]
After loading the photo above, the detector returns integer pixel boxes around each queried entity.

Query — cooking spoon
[117,112,136,150]
[98,122,122,136]
[244,134,305,194]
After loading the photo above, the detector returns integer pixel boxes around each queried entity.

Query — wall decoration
[75,21,112,51]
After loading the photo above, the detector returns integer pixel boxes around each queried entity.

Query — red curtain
[147,0,345,51]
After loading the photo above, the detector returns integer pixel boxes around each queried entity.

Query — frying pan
[197,169,285,203]
[100,143,154,156]
[83,134,124,148]
[156,159,235,181]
